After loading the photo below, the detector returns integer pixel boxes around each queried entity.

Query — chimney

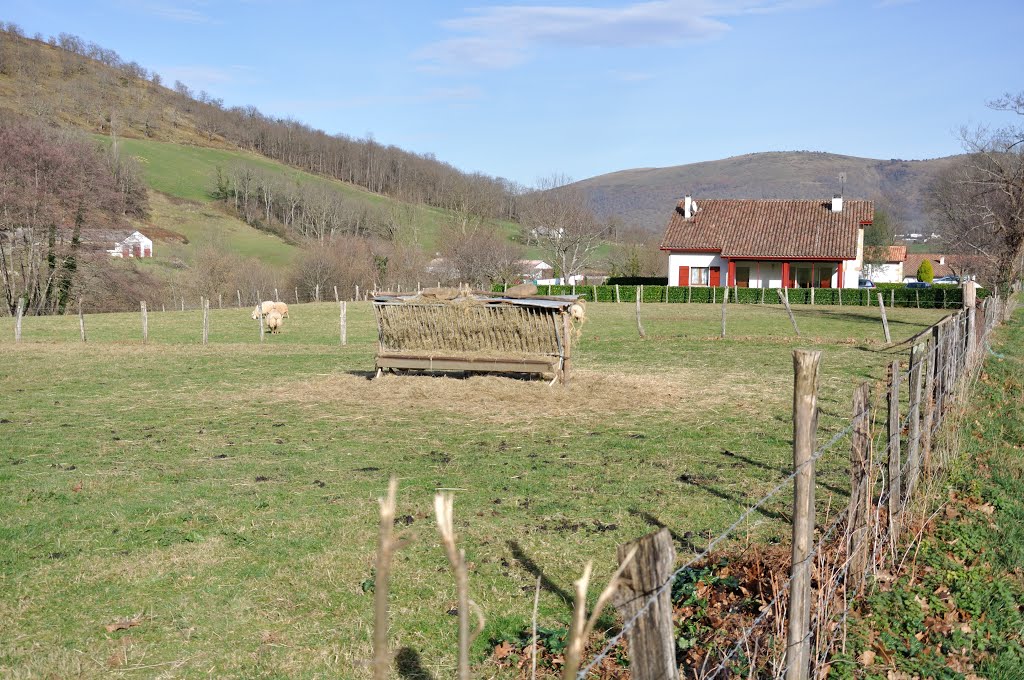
[939,256,946,265]
[684,195,693,219]
[831,194,843,213]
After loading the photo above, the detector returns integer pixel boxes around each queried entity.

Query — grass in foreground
[0,302,948,677]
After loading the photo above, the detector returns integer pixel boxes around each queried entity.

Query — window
[690,267,709,285]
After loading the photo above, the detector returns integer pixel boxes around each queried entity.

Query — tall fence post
[140,301,149,344]
[334,285,339,303]
[274,288,279,301]
[787,349,821,680]
[615,284,620,303]
[635,286,646,339]
[848,382,871,594]
[295,287,299,305]
[921,336,937,473]
[612,528,678,680]
[340,301,348,346]
[202,298,210,345]
[906,343,924,499]
[78,297,86,343]
[780,289,800,337]
[237,290,242,308]
[14,297,24,342]
[180,297,184,312]
[887,360,902,539]
[355,285,360,302]
[877,293,891,343]
[315,284,320,302]
[720,282,728,338]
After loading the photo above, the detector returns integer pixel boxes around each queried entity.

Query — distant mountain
[571,151,959,234]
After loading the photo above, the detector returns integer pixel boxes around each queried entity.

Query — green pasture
[0,302,948,677]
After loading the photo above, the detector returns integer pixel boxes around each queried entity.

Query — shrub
[917,259,934,283]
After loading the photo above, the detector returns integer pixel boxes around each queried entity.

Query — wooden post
[355,285,360,302]
[295,287,299,304]
[340,301,347,345]
[78,297,86,342]
[334,285,339,302]
[237,290,242,308]
[561,312,572,386]
[613,528,679,680]
[140,301,148,344]
[14,298,24,343]
[890,288,895,309]
[615,284,620,303]
[810,286,815,306]
[780,289,801,337]
[571,284,576,297]
[664,285,669,303]
[315,284,320,302]
[760,286,765,304]
[848,382,871,594]
[202,298,210,345]
[906,343,924,499]
[720,282,728,339]
[687,286,692,304]
[877,293,891,343]
[592,285,597,303]
[180,297,184,312]
[712,287,716,305]
[734,284,739,303]
[635,287,646,339]
[161,304,165,313]
[787,349,821,680]
[218,293,222,309]
[888,360,902,534]
[916,290,920,308]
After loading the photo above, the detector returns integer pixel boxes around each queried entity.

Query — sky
[3,1,1023,186]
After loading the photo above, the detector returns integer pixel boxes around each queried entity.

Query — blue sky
[4,1,1023,186]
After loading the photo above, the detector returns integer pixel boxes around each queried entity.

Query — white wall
[667,252,726,286]
[863,263,903,284]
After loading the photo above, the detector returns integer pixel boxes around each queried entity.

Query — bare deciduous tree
[931,92,1024,286]
[520,175,604,284]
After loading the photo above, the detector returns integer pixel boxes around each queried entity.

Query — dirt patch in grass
[253,369,760,424]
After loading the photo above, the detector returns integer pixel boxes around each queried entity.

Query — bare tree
[438,222,523,288]
[931,92,1024,286]
[520,175,604,283]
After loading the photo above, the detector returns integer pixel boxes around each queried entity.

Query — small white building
[863,246,906,283]
[108,231,153,259]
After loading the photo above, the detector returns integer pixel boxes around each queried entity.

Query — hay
[376,301,563,358]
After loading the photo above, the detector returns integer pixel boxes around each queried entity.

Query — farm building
[863,245,907,283]
[660,196,873,289]
[107,231,153,258]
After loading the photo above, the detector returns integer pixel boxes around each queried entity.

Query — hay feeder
[373,292,582,384]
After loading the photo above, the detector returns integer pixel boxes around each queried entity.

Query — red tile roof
[660,199,874,260]
[865,245,907,263]
[904,254,954,279]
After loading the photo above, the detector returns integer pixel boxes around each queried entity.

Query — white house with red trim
[108,231,153,259]
[863,245,907,283]
[660,196,872,289]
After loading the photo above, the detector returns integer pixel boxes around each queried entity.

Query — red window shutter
[678,266,690,286]
[710,267,721,287]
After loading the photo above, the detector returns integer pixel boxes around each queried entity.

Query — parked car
[906,281,931,289]
[933,275,960,284]
[858,278,875,288]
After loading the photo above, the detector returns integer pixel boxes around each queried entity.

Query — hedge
[489,283,980,308]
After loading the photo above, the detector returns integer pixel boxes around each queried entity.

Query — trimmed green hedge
[604,276,669,286]
[490,283,980,308]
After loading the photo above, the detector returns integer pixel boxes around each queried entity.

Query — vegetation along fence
[491,283,986,309]
[370,291,1013,678]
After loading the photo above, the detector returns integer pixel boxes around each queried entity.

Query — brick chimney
[831,194,843,213]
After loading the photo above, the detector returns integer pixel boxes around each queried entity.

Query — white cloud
[417,0,825,71]
[143,3,215,24]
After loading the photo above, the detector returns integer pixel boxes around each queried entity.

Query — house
[903,254,983,283]
[518,259,554,282]
[660,196,873,288]
[108,231,153,258]
[863,245,907,283]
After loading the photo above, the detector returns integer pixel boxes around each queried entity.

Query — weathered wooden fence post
[237,290,242,308]
[140,301,149,344]
[355,285,360,302]
[887,360,902,537]
[180,297,184,312]
[635,286,646,339]
[202,298,210,345]
[720,282,728,338]
[780,289,800,337]
[906,343,924,498]
[295,287,299,304]
[760,286,765,304]
[340,301,347,345]
[712,286,716,305]
[613,528,678,680]
[810,286,815,306]
[848,382,871,594]
[591,284,597,303]
[787,349,821,680]
[877,293,891,343]
[78,297,86,343]
[687,285,692,304]
[334,286,339,302]
[14,297,24,343]
[615,284,621,303]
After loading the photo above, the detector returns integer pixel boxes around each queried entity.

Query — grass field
[0,302,949,677]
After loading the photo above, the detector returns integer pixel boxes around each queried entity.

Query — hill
[572,151,958,234]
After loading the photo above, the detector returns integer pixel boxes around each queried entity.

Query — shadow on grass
[677,476,789,522]
[629,509,703,553]
[719,448,849,498]
[507,540,573,606]
[396,647,436,680]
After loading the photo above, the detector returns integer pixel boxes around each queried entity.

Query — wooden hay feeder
[373,293,581,384]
